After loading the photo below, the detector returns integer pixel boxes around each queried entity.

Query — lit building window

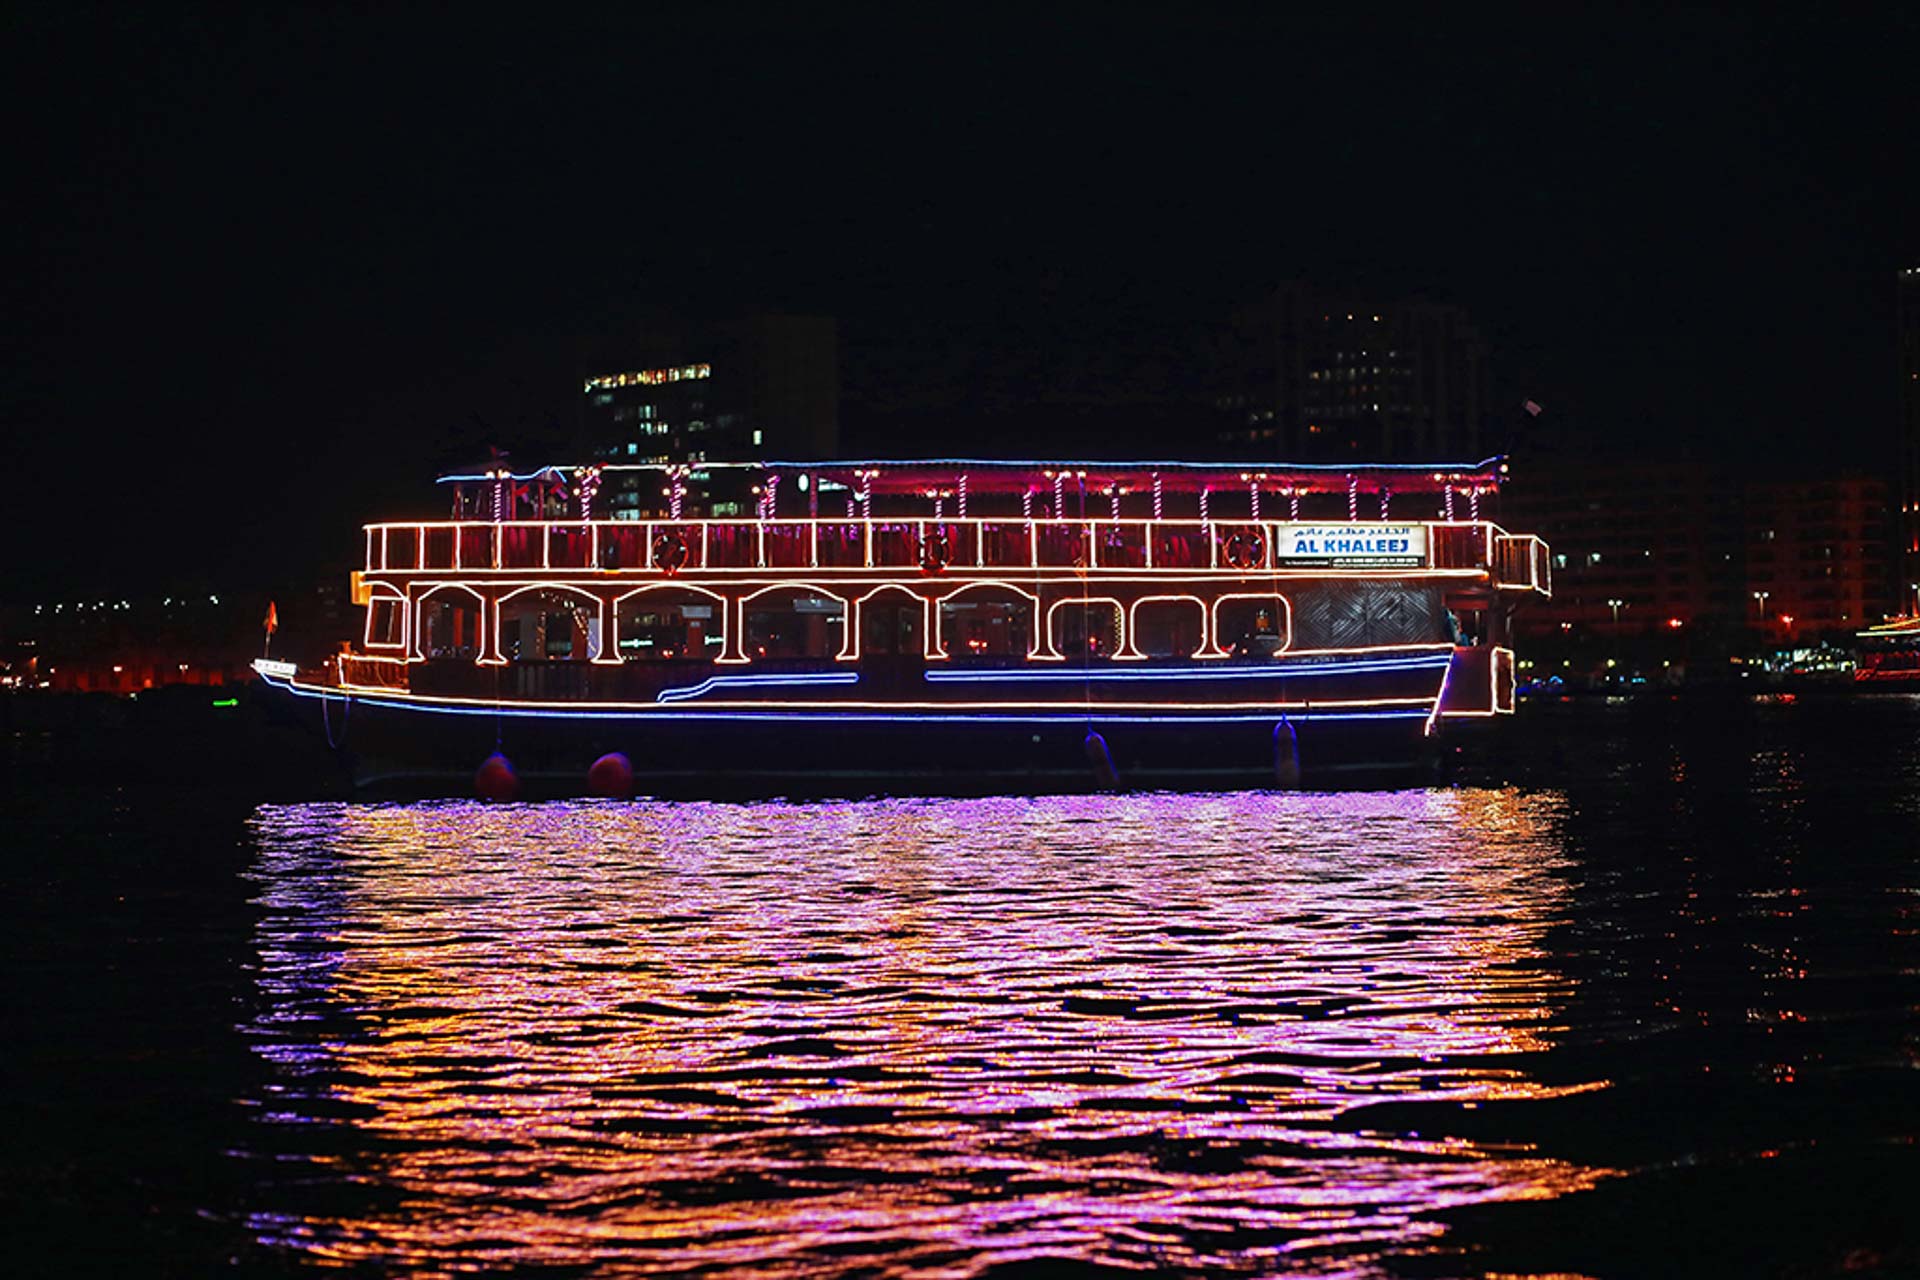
[583,362,713,392]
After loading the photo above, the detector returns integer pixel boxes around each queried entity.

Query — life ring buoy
[1224,529,1265,571]
[653,531,690,575]
[919,529,952,573]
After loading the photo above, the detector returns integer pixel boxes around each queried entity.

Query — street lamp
[1605,598,1626,678]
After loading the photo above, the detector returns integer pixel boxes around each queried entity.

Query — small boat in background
[1855,616,1920,686]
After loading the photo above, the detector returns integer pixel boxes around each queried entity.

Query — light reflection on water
[241,790,1608,1276]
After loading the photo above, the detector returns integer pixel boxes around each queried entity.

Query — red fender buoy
[475,752,519,802]
[588,751,634,799]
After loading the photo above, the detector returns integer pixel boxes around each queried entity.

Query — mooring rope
[322,693,350,751]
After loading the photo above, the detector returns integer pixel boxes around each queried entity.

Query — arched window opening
[498,588,604,662]
[939,588,1035,659]
[1216,594,1290,657]
[860,588,925,657]
[744,588,846,660]
[1132,598,1206,658]
[615,588,725,662]
[1050,600,1122,660]
[417,589,482,660]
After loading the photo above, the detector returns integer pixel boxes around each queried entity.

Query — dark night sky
[6,7,1917,602]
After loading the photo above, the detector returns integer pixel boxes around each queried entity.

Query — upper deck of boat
[356,456,1547,589]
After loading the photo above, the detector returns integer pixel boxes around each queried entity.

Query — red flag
[264,601,278,634]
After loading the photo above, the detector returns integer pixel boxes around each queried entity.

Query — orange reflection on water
[244,789,1611,1275]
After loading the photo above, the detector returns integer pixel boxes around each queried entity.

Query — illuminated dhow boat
[254,457,1551,791]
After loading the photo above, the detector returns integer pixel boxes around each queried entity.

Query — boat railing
[362,517,1531,578]
[1493,534,1553,598]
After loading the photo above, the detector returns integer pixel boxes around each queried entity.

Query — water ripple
[239,789,1606,1276]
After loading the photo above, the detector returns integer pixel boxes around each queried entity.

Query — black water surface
[3,695,1917,1278]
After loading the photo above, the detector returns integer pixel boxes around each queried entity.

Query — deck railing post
[590,592,619,665]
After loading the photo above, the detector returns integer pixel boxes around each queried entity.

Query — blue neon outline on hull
[258,673,1429,724]
[924,654,1451,683]
[657,671,860,703]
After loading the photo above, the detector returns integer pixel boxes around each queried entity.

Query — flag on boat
[1523,399,1544,417]
[264,601,278,635]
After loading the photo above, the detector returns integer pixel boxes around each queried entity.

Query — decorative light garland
[575,465,603,522]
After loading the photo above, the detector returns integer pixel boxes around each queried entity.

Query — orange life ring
[653,531,690,575]
[1224,529,1265,571]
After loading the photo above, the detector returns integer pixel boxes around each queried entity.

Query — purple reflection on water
[239,789,1607,1275]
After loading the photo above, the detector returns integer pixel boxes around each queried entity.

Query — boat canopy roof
[438,456,1510,495]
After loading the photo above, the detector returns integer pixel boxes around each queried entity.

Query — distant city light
[582,363,711,393]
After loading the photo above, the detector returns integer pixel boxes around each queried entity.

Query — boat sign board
[1273,524,1427,568]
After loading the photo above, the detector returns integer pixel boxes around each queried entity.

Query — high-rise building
[1209,284,1490,462]
[1899,267,1920,615]
[1745,474,1895,638]
[580,310,839,519]
[1504,459,1747,639]
[1504,457,1894,644]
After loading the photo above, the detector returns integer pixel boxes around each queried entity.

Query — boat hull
[255,651,1484,795]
